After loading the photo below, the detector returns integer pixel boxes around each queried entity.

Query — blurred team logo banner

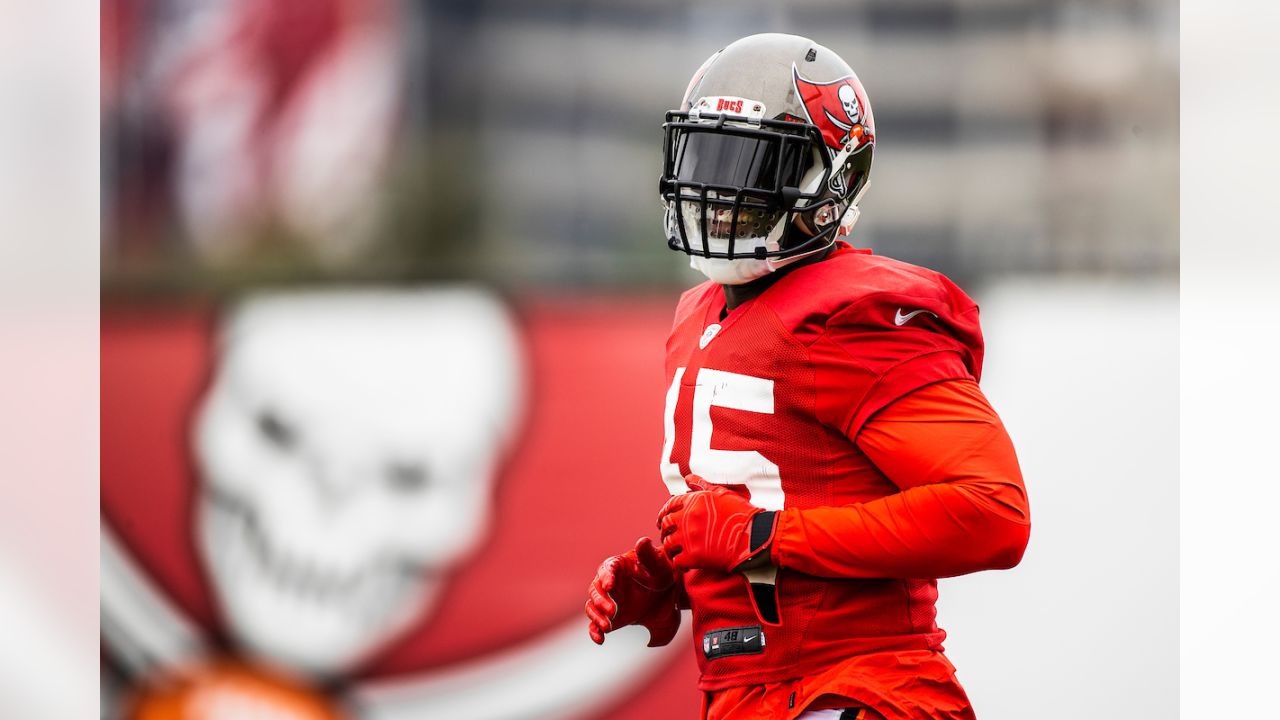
[102,288,698,719]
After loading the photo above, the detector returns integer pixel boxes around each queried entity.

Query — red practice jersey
[701,378,1029,719]
[660,243,1009,692]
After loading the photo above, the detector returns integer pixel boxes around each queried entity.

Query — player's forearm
[766,378,1032,579]
[769,478,1030,579]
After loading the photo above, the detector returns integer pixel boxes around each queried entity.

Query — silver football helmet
[660,33,875,273]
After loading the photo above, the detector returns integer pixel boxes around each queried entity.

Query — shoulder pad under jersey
[764,248,984,379]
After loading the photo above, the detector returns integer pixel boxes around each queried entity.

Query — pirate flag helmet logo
[792,65,875,157]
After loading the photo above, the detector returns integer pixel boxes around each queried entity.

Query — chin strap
[772,180,867,269]
[837,178,870,238]
[765,237,834,272]
[765,203,862,273]
[837,203,861,237]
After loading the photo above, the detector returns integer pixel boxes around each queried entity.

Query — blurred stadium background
[101,1,1177,719]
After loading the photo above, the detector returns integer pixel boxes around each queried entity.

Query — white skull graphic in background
[837,83,861,125]
[193,288,522,677]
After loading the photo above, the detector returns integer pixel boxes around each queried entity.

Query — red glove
[656,475,777,573]
[585,537,680,647]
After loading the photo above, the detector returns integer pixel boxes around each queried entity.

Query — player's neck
[721,244,835,312]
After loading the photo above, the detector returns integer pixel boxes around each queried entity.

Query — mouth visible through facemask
[675,194,782,258]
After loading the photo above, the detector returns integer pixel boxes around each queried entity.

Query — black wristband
[749,511,777,555]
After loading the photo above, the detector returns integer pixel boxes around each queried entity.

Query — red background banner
[102,297,702,718]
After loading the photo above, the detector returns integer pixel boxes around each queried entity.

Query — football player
[585,34,1030,720]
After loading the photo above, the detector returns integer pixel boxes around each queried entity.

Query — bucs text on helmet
[659,34,875,284]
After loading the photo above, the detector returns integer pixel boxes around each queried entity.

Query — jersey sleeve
[771,379,1030,579]
[811,273,984,439]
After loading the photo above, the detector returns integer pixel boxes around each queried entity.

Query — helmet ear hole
[837,166,856,198]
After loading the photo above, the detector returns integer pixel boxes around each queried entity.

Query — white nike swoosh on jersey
[741,634,757,643]
[894,308,937,326]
